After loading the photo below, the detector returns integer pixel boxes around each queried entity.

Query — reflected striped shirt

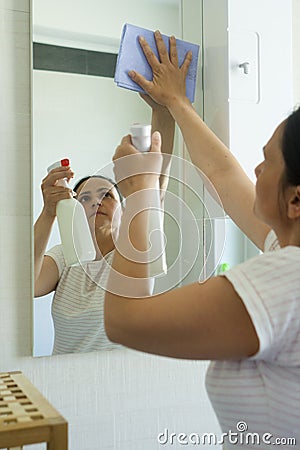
[46,245,121,354]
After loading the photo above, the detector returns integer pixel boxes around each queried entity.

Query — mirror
[33,0,189,356]
[32,0,296,358]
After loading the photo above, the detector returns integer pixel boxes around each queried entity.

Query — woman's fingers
[139,31,178,68]
[128,70,153,95]
[150,131,161,153]
[169,35,178,66]
[138,36,161,69]
[138,31,178,69]
[120,134,132,146]
[42,167,74,207]
[42,167,73,187]
[113,135,137,161]
[181,50,193,75]
[42,187,73,217]
[42,185,73,199]
[129,32,192,107]
[153,30,170,65]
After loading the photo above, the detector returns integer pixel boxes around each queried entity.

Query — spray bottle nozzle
[47,159,70,173]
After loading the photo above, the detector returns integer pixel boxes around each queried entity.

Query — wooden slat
[0,372,68,449]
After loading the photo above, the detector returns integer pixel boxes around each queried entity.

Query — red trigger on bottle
[61,158,70,167]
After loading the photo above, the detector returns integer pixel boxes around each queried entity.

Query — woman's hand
[113,132,162,198]
[139,93,172,117]
[41,166,74,218]
[129,31,192,109]
[139,92,175,129]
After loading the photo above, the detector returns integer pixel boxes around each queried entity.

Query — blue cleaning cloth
[114,23,200,103]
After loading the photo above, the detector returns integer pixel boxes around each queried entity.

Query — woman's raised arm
[129,32,270,249]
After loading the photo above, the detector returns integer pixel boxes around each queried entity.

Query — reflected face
[76,177,122,231]
[254,121,286,227]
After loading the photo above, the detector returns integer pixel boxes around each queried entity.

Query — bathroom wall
[1,1,300,449]
[293,0,300,103]
[0,1,221,449]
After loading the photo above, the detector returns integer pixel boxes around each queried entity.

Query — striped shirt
[206,231,300,448]
[46,245,121,354]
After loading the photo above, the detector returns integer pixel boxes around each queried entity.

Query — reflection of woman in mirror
[34,97,175,354]
[105,33,300,442]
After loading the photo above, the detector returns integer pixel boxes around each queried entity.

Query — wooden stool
[0,371,68,449]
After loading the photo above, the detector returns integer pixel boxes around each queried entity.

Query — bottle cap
[130,124,151,137]
[61,158,70,167]
[47,159,70,173]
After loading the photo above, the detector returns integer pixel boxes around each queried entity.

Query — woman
[34,97,175,354]
[105,32,300,445]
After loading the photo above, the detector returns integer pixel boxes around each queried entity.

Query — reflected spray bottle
[47,159,96,267]
[130,124,167,276]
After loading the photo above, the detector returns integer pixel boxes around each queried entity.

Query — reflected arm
[152,107,174,202]
[34,166,73,297]
[142,94,175,204]
[34,210,59,297]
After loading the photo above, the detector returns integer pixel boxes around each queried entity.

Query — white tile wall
[293,0,300,103]
[1,1,299,449]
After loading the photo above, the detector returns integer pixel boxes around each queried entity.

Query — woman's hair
[73,175,124,204]
[281,106,300,187]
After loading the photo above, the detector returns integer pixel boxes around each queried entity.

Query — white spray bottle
[130,124,167,276]
[47,159,96,267]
